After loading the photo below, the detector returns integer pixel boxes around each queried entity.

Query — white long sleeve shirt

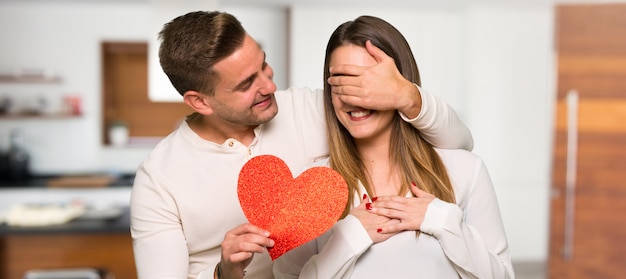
[130,87,473,279]
[273,149,514,279]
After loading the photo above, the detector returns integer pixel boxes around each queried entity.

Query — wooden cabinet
[0,207,136,279]
[0,232,136,279]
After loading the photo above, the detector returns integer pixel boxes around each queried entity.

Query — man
[130,11,473,279]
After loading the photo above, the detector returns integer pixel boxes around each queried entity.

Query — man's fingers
[223,223,274,259]
[365,40,387,63]
[228,223,270,238]
[233,229,275,249]
[328,64,365,79]
[228,251,254,263]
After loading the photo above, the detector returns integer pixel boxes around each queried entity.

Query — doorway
[549,4,626,279]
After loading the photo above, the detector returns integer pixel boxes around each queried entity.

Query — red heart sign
[237,155,348,260]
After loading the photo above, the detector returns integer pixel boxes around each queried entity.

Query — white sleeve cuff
[398,84,437,128]
[333,215,373,253]
[420,198,463,238]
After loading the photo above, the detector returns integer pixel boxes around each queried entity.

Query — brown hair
[158,11,245,96]
[323,16,456,218]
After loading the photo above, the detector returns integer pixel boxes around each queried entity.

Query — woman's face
[329,44,395,143]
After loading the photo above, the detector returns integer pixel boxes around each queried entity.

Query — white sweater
[273,150,514,279]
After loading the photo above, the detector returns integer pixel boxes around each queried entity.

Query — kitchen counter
[0,206,130,235]
[0,185,132,233]
[0,173,135,188]
[0,186,136,278]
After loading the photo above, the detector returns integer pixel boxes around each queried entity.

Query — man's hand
[219,223,275,278]
[327,40,422,119]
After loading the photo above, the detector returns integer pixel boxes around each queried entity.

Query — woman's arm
[420,157,514,278]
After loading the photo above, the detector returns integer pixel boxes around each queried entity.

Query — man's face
[209,35,278,127]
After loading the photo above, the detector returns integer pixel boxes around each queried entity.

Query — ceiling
[1,0,621,7]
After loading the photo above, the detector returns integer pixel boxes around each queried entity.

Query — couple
[130,11,514,279]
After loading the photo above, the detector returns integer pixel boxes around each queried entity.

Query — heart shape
[237,155,348,260]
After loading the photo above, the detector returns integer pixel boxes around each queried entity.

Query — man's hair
[322,15,456,219]
[158,11,246,96]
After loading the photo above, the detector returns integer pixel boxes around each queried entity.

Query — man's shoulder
[139,124,188,164]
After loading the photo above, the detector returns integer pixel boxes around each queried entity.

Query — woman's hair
[323,15,456,218]
[158,11,246,96]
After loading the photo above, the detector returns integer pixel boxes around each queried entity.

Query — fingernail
[371,197,378,202]
[411,182,417,187]
[377,228,382,233]
[366,203,372,210]
[363,193,368,200]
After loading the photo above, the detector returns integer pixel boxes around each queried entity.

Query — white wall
[0,1,288,174]
[148,1,289,101]
[0,2,154,174]
[288,3,555,262]
[464,5,555,263]
[289,5,466,116]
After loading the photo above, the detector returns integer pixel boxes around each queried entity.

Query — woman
[273,15,514,279]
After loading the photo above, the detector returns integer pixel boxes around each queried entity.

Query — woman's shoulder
[433,148,489,205]
[434,148,484,167]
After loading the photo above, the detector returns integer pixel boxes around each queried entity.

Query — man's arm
[400,84,473,151]
[327,40,473,151]
[131,165,192,278]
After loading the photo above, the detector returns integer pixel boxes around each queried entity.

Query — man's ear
[183,90,213,115]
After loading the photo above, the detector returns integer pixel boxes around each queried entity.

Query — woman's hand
[351,194,400,243]
[367,183,436,234]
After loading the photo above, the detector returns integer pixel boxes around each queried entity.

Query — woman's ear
[183,90,213,115]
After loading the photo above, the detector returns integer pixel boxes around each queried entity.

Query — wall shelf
[0,113,80,120]
[0,75,61,84]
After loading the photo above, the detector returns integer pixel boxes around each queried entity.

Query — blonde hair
[323,16,456,218]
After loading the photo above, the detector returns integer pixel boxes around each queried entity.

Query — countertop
[0,173,135,188]
[0,206,130,235]
[0,176,133,235]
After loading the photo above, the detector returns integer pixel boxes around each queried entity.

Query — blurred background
[1,0,624,278]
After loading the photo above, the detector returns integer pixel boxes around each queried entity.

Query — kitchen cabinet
[0,186,135,279]
[0,207,136,279]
